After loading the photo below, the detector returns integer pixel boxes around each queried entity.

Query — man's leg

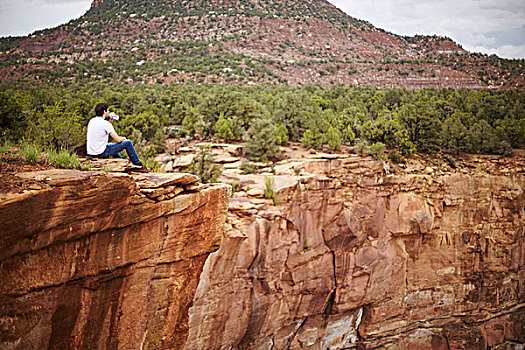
[105,140,141,165]
[106,143,125,159]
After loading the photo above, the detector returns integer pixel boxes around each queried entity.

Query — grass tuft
[19,144,41,164]
[264,176,280,205]
[43,149,81,169]
[0,140,12,154]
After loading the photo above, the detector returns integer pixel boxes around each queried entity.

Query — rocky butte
[0,0,523,88]
[0,152,524,349]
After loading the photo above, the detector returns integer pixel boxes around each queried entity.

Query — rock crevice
[187,155,524,349]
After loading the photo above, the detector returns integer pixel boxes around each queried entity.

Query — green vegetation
[0,140,12,154]
[187,145,222,183]
[243,119,282,162]
[15,143,84,169]
[388,149,403,164]
[240,160,258,174]
[369,142,387,161]
[18,144,41,164]
[43,149,82,169]
[264,176,280,205]
[226,181,242,195]
[1,81,523,166]
[145,156,163,173]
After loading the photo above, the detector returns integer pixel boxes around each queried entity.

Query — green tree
[326,126,342,151]
[28,103,84,150]
[341,124,356,145]
[188,146,222,183]
[369,142,387,161]
[398,103,441,154]
[493,117,525,148]
[0,91,26,140]
[244,119,281,161]
[301,128,323,150]
[274,124,289,145]
[442,113,468,155]
[214,114,235,141]
[117,110,162,141]
[468,120,498,154]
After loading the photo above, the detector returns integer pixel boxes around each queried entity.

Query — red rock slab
[132,172,199,188]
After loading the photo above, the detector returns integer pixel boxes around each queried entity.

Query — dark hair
[95,103,109,117]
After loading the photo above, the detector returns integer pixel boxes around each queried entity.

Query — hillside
[0,0,523,89]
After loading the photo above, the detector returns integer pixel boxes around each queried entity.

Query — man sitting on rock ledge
[87,103,149,172]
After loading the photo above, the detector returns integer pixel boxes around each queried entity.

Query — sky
[329,0,525,59]
[0,0,523,59]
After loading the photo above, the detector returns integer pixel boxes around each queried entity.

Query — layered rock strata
[0,170,229,349]
[186,155,525,349]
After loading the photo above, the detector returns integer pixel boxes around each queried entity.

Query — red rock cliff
[186,155,525,349]
[0,170,230,349]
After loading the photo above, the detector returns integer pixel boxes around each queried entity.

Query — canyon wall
[186,155,525,349]
[1,155,523,350]
[0,170,229,349]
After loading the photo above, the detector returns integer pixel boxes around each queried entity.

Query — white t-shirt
[86,117,115,155]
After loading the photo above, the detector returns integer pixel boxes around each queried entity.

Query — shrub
[498,141,514,157]
[188,146,221,183]
[240,160,258,174]
[214,115,235,141]
[398,138,416,158]
[0,91,26,140]
[117,110,163,141]
[369,142,387,161]
[226,181,242,194]
[27,103,84,150]
[388,149,403,164]
[326,126,342,151]
[149,128,167,154]
[301,128,324,150]
[342,125,356,145]
[145,156,163,172]
[354,141,368,155]
[0,140,12,154]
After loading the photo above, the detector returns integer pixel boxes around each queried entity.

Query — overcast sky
[0,0,523,59]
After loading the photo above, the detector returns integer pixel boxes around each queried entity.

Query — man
[87,103,149,171]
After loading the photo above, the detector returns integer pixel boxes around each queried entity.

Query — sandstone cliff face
[0,170,229,349]
[186,155,525,349]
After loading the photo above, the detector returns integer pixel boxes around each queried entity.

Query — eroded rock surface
[186,155,525,349]
[0,170,229,349]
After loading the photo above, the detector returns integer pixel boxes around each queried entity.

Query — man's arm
[110,131,126,143]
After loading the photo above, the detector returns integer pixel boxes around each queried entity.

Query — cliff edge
[1,152,524,350]
[0,170,230,349]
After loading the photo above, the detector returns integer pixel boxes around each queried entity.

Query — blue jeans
[97,140,141,165]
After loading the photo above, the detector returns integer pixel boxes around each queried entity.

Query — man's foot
[130,162,151,173]
[134,166,151,173]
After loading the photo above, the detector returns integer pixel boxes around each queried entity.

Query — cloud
[466,44,525,59]
[328,0,525,58]
[481,26,525,46]
[0,0,91,37]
